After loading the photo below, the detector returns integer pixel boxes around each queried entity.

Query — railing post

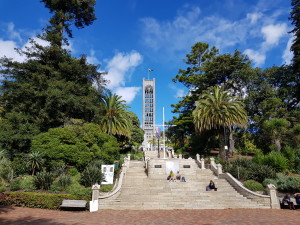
[216,164,223,176]
[200,158,205,169]
[196,154,200,161]
[179,154,182,159]
[90,183,100,212]
[210,158,216,167]
[92,183,100,201]
[267,184,280,209]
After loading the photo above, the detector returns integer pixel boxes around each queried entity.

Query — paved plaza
[0,206,299,225]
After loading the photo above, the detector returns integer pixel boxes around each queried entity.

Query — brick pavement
[0,206,299,225]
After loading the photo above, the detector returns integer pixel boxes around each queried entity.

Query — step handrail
[98,157,130,199]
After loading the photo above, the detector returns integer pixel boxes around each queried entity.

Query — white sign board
[166,161,179,174]
[101,165,114,184]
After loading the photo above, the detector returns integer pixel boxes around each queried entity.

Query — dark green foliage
[57,175,71,189]
[33,172,55,190]
[31,123,119,169]
[243,180,265,192]
[80,160,104,187]
[223,158,276,183]
[100,184,113,192]
[0,0,106,157]
[9,179,21,191]
[68,168,79,176]
[0,192,89,209]
[254,151,289,172]
[263,174,300,192]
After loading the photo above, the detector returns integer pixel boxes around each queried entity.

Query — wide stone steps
[99,160,266,209]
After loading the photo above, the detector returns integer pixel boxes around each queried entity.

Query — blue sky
[0,0,293,125]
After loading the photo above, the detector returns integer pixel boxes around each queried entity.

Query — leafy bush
[0,181,6,192]
[33,172,54,190]
[254,151,288,172]
[66,182,91,197]
[263,174,300,192]
[243,180,264,191]
[100,184,114,192]
[10,179,21,191]
[68,168,79,176]
[57,175,71,189]
[80,164,103,187]
[222,158,276,182]
[31,123,120,170]
[0,192,89,209]
[20,175,35,191]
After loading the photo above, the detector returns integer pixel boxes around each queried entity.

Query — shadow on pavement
[0,216,65,225]
[0,205,15,214]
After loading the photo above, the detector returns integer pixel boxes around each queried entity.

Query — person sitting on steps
[167,170,175,182]
[206,180,217,191]
[282,194,296,210]
[176,171,181,181]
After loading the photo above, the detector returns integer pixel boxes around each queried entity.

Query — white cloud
[105,51,143,90]
[7,22,22,43]
[104,51,143,103]
[247,12,263,24]
[261,23,288,47]
[0,39,26,62]
[168,83,186,98]
[282,36,294,65]
[115,87,141,104]
[87,49,100,65]
[244,49,266,67]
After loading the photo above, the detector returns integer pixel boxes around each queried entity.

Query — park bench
[279,198,299,209]
[60,200,87,210]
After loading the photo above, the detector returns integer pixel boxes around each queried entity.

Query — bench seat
[60,200,87,210]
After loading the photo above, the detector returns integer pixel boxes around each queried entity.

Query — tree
[170,42,253,154]
[263,118,291,152]
[26,152,44,175]
[0,1,106,157]
[41,0,96,46]
[31,123,119,170]
[99,93,131,137]
[192,86,248,159]
[289,0,300,102]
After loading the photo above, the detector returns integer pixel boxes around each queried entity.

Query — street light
[221,110,228,160]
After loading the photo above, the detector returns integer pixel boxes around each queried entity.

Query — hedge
[0,192,90,210]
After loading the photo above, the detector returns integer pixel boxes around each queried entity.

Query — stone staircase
[99,160,269,210]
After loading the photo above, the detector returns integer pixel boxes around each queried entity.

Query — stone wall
[147,158,197,179]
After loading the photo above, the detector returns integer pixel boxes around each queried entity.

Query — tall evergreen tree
[289,0,300,101]
[0,1,106,157]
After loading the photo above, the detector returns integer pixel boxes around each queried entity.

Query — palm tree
[263,118,290,152]
[99,93,132,137]
[192,86,248,159]
[27,152,44,175]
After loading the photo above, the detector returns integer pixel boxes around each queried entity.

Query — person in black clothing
[283,194,295,210]
[206,180,217,191]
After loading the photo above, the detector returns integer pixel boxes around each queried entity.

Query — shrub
[20,175,35,191]
[68,168,79,176]
[0,192,89,209]
[66,182,91,197]
[0,181,6,192]
[222,158,276,182]
[243,180,264,192]
[100,184,114,192]
[10,179,21,191]
[57,175,71,189]
[254,151,289,172]
[33,172,54,190]
[263,174,300,192]
[80,165,103,187]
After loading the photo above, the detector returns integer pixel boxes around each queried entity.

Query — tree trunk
[229,127,235,154]
[274,138,281,152]
[219,129,226,160]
